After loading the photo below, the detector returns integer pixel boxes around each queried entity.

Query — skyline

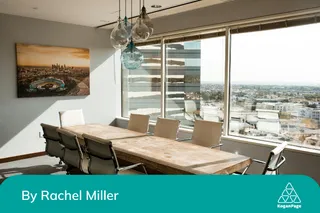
[16,44,90,67]
[201,81,320,86]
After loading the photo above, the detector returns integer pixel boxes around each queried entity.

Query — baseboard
[0,151,46,164]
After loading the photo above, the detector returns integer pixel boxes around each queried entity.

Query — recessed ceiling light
[151,4,162,8]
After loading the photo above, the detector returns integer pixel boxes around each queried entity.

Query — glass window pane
[229,23,320,150]
[122,44,161,121]
[165,37,225,128]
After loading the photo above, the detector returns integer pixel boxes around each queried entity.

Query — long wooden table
[62,124,146,144]
[62,124,251,174]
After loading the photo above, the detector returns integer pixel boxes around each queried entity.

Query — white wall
[0,13,118,158]
[152,0,320,36]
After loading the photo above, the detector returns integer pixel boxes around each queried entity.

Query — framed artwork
[16,43,90,98]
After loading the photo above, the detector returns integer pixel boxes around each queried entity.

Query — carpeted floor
[0,156,66,184]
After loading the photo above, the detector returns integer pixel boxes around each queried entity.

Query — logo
[277,183,302,209]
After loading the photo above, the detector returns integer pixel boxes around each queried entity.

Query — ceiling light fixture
[123,0,132,36]
[121,0,144,70]
[110,0,130,49]
[141,0,154,36]
[151,4,161,8]
[131,0,150,42]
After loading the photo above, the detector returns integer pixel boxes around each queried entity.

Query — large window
[229,23,320,149]
[122,44,161,121]
[121,14,320,150]
[165,37,225,127]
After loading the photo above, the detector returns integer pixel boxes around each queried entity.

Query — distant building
[294,107,313,118]
[256,109,280,119]
[312,109,320,121]
[257,102,304,112]
[256,102,276,110]
[274,103,303,112]
[257,119,281,134]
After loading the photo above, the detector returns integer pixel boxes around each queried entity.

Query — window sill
[222,135,320,157]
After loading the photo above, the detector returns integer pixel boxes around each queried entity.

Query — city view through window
[229,23,320,149]
[122,23,320,150]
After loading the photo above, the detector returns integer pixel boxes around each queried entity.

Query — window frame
[121,9,320,152]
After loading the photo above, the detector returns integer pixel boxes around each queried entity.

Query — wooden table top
[112,136,251,175]
[63,124,251,174]
[62,124,146,141]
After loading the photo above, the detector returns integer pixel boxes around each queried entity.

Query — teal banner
[0,175,319,212]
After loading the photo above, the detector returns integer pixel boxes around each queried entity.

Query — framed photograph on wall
[16,43,90,98]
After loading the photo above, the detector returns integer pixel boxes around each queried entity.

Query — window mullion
[160,38,166,118]
[223,27,231,136]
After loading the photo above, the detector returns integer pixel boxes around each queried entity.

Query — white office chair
[83,134,147,174]
[184,100,197,121]
[241,142,287,175]
[57,128,86,174]
[179,120,223,149]
[41,123,64,165]
[59,109,85,127]
[127,114,150,133]
[153,117,180,140]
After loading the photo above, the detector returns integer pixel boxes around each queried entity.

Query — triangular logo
[278,183,301,204]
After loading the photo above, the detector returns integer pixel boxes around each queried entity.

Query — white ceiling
[0,0,234,28]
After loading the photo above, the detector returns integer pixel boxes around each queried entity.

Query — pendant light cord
[130,0,133,47]
[125,0,127,17]
[131,0,133,26]
[118,0,121,19]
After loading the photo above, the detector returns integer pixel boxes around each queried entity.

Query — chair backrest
[127,114,150,133]
[83,134,118,174]
[191,120,223,148]
[57,129,83,169]
[59,109,85,127]
[184,100,197,113]
[263,142,287,174]
[154,117,180,140]
[41,123,64,158]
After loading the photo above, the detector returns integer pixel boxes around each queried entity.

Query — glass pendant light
[110,0,130,49]
[131,0,150,42]
[141,0,154,36]
[121,40,144,70]
[121,0,144,70]
[123,0,132,36]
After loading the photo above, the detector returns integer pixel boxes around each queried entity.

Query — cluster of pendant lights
[110,0,153,70]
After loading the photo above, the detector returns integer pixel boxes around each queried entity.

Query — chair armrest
[176,138,192,142]
[276,156,286,168]
[252,159,266,164]
[271,156,286,171]
[211,143,223,149]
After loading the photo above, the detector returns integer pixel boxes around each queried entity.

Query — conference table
[62,124,252,175]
